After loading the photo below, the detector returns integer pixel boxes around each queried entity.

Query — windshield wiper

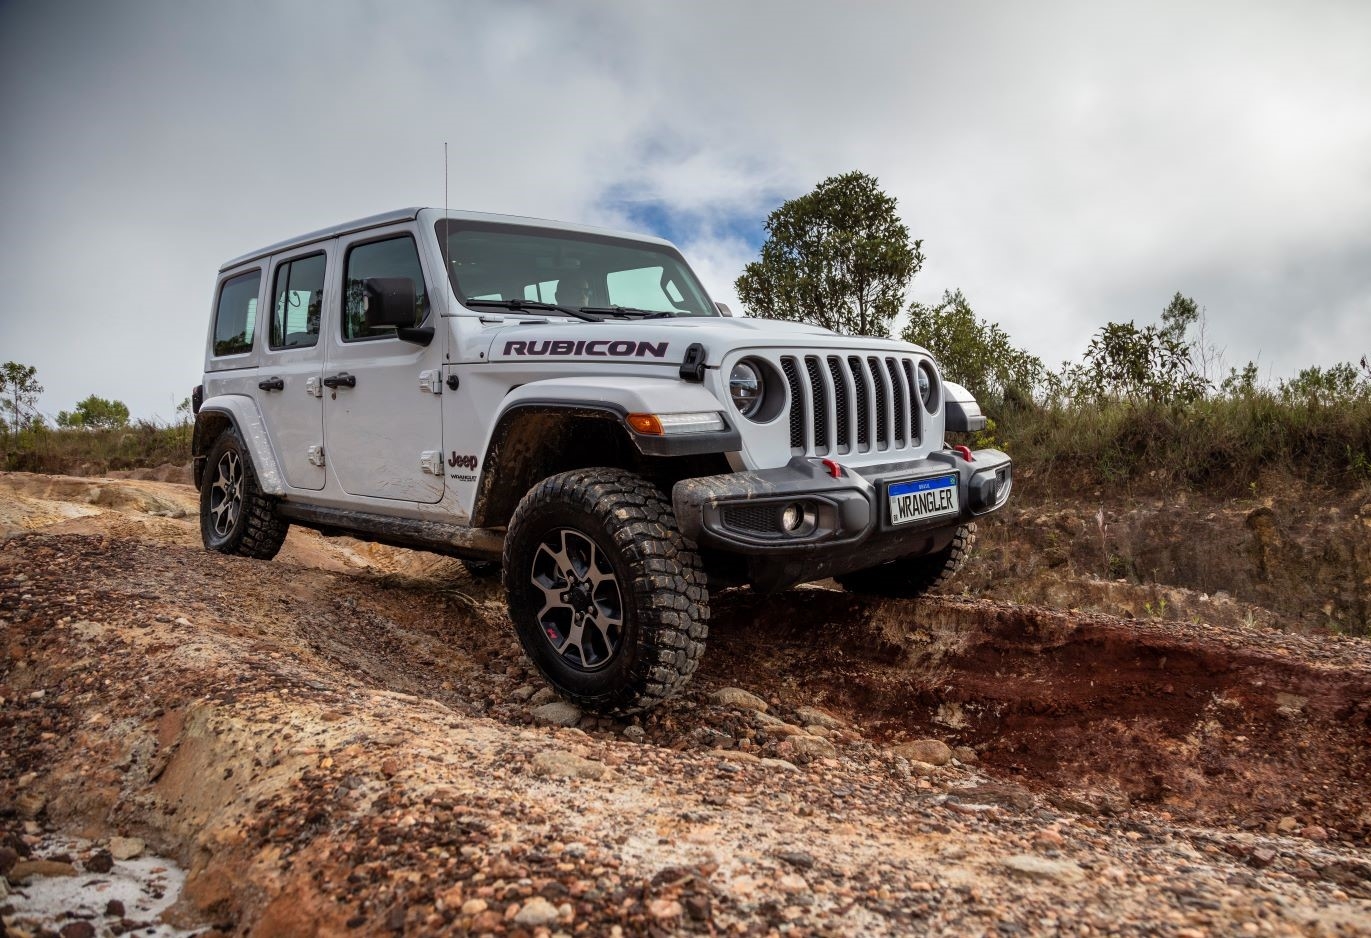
[462,298,602,323]
[578,306,674,319]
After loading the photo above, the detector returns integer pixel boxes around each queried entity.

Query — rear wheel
[199,428,288,560]
[836,523,975,598]
[504,468,708,714]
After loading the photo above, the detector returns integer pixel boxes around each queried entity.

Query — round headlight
[729,361,764,418]
[917,361,936,411]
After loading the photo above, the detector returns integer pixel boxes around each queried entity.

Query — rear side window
[213,270,261,357]
[270,253,326,349]
[343,235,427,341]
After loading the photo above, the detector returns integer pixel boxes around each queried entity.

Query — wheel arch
[471,404,636,528]
[470,378,740,529]
[192,395,286,495]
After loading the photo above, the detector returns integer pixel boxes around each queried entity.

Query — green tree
[1277,362,1371,406]
[736,171,923,337]
[1160,291,1199,343]
[901,289,1043,412]
[56,394,131,430]
[0,361,44,432]
[1074,320,1209,406]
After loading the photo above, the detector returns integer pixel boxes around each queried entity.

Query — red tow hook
[951,445,974,462]
[821,458,844,478]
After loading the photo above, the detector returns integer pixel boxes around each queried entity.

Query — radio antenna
[442,142,449,278]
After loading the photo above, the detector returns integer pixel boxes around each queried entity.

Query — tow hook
[950,445,974,462]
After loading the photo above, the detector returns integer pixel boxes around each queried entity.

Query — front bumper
[672,449,1011,590]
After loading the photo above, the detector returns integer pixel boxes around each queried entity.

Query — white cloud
[1,0,1368,419]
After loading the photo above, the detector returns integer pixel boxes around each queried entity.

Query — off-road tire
[461,559,501,579]
[504,468,708,714]
[200,428,288,560]
[836,523,975,598]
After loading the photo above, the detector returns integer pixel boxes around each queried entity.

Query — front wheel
[200,428,288,560]
[504,468,709,714]
[836,523,976,598]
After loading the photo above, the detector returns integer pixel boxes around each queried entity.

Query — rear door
[257,246,330,490]
[322,226,444,503]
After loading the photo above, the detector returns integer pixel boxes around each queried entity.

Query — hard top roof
[219,208,676,272]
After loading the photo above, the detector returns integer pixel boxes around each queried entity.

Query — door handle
[322,373,356,389]
[258,376,285,392]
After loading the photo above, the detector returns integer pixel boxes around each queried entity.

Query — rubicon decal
[503,339,669,358]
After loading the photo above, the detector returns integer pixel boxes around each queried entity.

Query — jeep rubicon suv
[193,208,1011,713]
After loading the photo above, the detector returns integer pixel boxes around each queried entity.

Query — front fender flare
[195,395,287,496]
[494,377,741,457]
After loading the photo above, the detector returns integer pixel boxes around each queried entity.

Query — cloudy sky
[2,0,1368,420]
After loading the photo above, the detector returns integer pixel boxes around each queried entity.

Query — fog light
[781,503,804,532]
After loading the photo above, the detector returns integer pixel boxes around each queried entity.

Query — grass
[983,393,1371,497]
[0,422,192,476]
[3,392,1369,499]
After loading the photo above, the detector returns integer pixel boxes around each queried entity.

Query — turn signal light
[627,413,663,435]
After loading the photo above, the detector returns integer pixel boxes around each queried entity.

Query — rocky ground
[0,471,1368,937]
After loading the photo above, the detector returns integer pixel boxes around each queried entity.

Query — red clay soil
[706,589,1371,843]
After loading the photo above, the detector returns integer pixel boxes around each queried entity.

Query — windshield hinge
[680,343,707,382]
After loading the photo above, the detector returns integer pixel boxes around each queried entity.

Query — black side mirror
[363,278,417,328]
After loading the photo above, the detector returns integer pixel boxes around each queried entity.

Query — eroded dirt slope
[1,472,1369,937]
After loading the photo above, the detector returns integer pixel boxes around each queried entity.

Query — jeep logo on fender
[503,339,669,358]
[447,452,478,470]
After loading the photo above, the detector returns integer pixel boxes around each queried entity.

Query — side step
[275,502,504,561]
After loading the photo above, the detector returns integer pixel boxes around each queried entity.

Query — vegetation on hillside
[739,174,1370,495]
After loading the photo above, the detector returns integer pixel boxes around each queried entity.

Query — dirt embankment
[1,472,1370,937]
[964,485,1371,636]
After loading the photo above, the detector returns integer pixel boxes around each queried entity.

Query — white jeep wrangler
[193,208,1011,713]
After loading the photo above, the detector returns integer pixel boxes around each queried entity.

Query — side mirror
[363,278,417,328]
[715,302,733,317]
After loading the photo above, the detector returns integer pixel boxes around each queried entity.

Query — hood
[481,316,930,365]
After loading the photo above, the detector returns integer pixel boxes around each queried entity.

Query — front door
[323,227,444,503]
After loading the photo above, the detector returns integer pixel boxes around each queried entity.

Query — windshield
[436,220,717,318]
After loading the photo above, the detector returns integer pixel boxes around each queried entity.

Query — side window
[270,253,326,349]
[343,235,427,341]
[213,269,261,357]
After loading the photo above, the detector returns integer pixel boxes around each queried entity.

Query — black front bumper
[672,449,1011,591]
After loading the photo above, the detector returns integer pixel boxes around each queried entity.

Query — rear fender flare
[193,395,286,496]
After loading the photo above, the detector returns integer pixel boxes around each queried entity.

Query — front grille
[779,351,923,458]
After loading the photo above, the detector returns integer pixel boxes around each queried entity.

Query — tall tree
[0,361,44,432]
[57,394,131,430]
[735,171,923,337]
[902,289,1043,411]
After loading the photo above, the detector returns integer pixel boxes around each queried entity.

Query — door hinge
[418,369,443,394]
[305,376,324,399]
[307,444,326,467]
[419,450,444,475]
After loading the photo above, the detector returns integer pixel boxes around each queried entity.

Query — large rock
[108,836,146,860]
[514,896,560,926]
[709,687,769,713]
[8,859,77,880]
[531,750,606,780]
[893,739,952,766]
[781,734,838,760]
[793,705,844,729]
[1001,855,1086,883]
[531,701,582,727]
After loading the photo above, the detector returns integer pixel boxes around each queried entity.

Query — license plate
[888,475,959,525]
